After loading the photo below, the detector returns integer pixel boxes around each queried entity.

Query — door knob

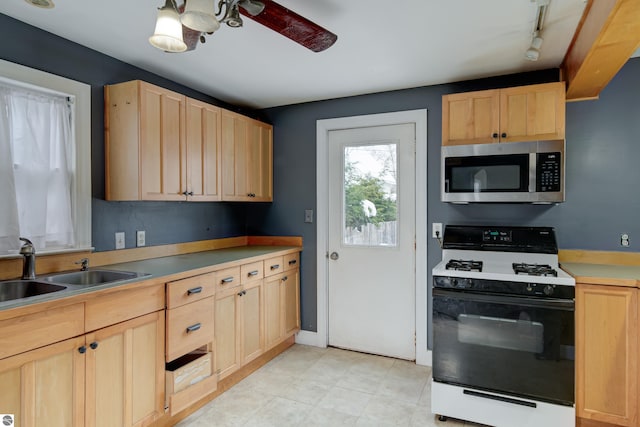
[329,252,339,261]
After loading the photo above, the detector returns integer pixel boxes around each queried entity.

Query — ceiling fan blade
[239,0,337,52]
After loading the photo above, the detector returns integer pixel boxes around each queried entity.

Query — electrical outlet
[115,232,125,250]
[136,230,146,247]
[432,223,443,239]
[304,209,314,223]
[621,233,630,247]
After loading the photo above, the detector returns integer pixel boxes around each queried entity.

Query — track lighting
[524,0,550,61]
[525,32,544,61]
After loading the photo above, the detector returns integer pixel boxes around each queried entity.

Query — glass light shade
[181,0,220,33]
[149,5,188,53]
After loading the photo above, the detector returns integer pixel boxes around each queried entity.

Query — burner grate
[446,259,483,272]
[512,263,558,277]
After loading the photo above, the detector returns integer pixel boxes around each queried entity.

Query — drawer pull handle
[248,270,259,277]
[187,286,203,295]
[270,264,280,270]
[288,260,297,265]
[186,323,202,333]
[221,277,234,284]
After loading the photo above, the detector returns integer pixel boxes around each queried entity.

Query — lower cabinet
[264,269,300,350]
[0,310,165,427]
[214,279,264,380]
[576,283,638,427]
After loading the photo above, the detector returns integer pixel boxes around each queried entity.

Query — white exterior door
[327,123,416,360]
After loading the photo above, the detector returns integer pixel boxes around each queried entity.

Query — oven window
[433,290,574,406]
[445,154,528,193]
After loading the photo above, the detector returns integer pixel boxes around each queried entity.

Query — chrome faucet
[75,258,89,271]
[19,237,36,280]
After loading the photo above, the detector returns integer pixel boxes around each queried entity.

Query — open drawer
[165,349,218,415]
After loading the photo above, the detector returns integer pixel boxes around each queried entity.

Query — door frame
[302,109,429,366]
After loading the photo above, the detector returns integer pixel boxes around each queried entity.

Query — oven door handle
[433,288,574,310]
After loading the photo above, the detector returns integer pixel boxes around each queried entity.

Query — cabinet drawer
[264,256,284,277]
[0,303,84,359]
[166,350,212,394]
[284,253,299,271]
[241,261,264,284]
[167,272,216,309]
[85,283,164,332]
[215,267,241,292]
[166,297,215,362]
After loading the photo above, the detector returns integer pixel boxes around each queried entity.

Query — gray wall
[249,59,640,339]
[0,14,265,251]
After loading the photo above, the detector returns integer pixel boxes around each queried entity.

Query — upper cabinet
[221,110,273,202]
[442,82,566,146]
[105,80,272,202]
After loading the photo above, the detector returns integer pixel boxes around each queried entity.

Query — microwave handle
[529,153,536,193]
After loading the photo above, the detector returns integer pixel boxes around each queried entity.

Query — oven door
[433,288,574,406]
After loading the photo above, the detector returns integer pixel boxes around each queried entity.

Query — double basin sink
[0,270,150,304]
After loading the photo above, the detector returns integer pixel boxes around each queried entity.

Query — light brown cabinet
[442,82,565,145]
[214,267,265,380]
[264,267,300,350]
[105,81,222,201]
[221,110,273,201]
[106,80,272,202]
[576,283,638,427]
[0,311,165,427]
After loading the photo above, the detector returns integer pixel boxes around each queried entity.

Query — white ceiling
[0,0,594,109]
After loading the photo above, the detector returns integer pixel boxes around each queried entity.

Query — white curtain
[0,84,74,253]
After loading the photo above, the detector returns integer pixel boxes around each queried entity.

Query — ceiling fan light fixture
[238,0,265,16]
[149,0,188,53]
[181,0,221,33]
[224,4,244,28]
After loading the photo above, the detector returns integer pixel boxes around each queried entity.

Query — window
[0,59,91,256]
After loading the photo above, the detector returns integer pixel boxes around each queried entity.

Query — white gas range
[431,225,575,427]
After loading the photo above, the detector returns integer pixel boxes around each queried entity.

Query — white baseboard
[294,330,327,348]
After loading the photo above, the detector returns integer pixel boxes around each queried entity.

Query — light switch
[305,209,314,223]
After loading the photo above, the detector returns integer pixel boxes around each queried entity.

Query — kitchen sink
[42,269,148,286]
[0,280,67,303]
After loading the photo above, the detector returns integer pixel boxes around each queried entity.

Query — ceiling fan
[149,0,338,53]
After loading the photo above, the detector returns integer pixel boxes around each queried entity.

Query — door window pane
[343,143,397,247]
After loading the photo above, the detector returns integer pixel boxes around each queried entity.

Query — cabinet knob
[238,291,243,296]
[188,191,194,196]
[492,133,498,138]
[282,276,288,282]
[90,341,99,350]
[182,191,189,196]
[501,133,507,138]
[78,346,87,354]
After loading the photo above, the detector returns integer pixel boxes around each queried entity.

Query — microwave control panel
[536,152,561,192]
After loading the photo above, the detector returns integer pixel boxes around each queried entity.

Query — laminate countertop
[560,262,640,287]
[0,245,300,313]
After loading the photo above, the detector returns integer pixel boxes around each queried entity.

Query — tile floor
[177,344,484,427]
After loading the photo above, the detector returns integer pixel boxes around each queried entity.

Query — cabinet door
[499,82,565,142]
[85,311,165,427]
[283,269,300,336]
[139,82,186,201]
[0,336,85,427]
[221,109,273,201]
[576,283,637,426]
[240,280,264,365]
[264,274,284,349]
[185,98,221,201]
[247,121,273,201]
[214,286,241,379]
[442,89,500,145]
[221,110,248,200]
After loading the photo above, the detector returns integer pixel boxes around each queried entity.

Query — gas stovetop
[432,226,575,286]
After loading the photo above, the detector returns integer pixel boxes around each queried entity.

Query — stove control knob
[451,278,458,287]
[543,285,554,296]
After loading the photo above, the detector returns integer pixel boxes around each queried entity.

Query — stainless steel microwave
[441,140,565,203]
